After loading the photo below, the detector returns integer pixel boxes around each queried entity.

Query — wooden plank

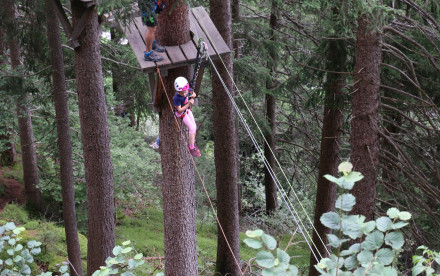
[166,45,187,65]
[192,7,230,56]
[180,40,197,63]
[189,9,216,57]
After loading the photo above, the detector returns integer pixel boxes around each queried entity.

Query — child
[173,77,201,157]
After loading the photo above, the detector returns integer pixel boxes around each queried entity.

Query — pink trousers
[177,109,197,134]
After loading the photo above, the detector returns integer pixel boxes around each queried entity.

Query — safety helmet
[174,77,189,92]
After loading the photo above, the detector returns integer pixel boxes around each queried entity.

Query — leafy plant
[0,222,68,276]
[315,162,411,276]
[244,229,299,276]
[92,240,147,276]
[412,246,440,276]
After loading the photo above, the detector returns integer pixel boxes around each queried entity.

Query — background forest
[0,0,439,275]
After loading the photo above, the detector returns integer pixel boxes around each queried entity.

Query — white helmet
[174,77,189,91]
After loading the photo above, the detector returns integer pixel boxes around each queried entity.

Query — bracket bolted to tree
[50,0,97,48]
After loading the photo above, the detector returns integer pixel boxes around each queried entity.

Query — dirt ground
[0,166,24,211]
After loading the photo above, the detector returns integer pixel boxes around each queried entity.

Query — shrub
[1,203,29,224]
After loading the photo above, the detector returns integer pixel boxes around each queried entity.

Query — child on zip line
[173,77,201,158]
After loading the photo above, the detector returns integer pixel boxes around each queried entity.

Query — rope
[208,56,319,262]
[156,68,244,275]
[191,10,331,258]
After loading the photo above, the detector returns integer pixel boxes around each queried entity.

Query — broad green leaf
[122,240,131,246]
[320,212,341,230]
[362,221,376,234]
[324,174,341,184]
[340,179,356,190]
[20,264,31,275]
[391,221,408,230]
[121,246,132,254]
[344,171,364,183]
[107,258,118,265]
[398,211,411,221]
[338,162,353,174]
[112,246,122,256]
[335,194,356,212]
[262,234,277,250]
[31,247,41,255]
[434,257,440,265]
[14,255,22,262]
[288,265,298,276]
[59,265,69,273]
[7,248,14,255]
[15,244,23,251]
[5,258,13,266]
[5,222,16,231]
[341,216,362,239]
[244,238,263,249]
[338,272,353,276]
[385,231,404,249]
[246,229,264,238]
[328,234,349,248]
[0,226,5,235]
[362,231,384,250]
[34,241,42,247]
[134,253,143,260]
[376,248,394,265]
[376,217,392,232]
[121,272,135,276]
[27,240,36,248]
[256,251,275,268]
[128,259,136,269]
[344,255,357,270]
[381,267,398,276]
[357,250,374,265]
[386,208,400,219]
[13,228,21,235]
[277,248,290,265]
[262,268,275,276]
[8,238,16,245]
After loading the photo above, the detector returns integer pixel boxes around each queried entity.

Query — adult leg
[145,26,156,52]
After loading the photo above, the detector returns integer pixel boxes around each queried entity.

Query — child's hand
[190,93,197,98]
[189,99,195,105]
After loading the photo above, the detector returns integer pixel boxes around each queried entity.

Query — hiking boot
[188,145,201,158]
[144,51,164,62]
[152,41,165,52]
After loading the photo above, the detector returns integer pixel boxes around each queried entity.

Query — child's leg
[182,110,197,147]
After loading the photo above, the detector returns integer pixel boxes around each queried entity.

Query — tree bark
[45,1,84,275]
[264,0,279,214]
[210,0,241,275]
[350,14,382,221]
[71,1,115,274]
[157,2,198,275]
[4,0,42,211]
[308,37,346,275]
[0,26,17,167]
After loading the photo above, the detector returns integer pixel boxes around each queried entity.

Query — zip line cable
[208,55,319,262]
[156,68,244,275]
[190,10,330,257]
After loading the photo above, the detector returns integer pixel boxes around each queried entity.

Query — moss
[3,162,23,182]
[0,203,29,224]
[23,220,41,230]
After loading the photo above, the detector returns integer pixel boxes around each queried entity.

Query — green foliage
[315,162,411,275]
[3,162,23,183]
[244,229,299,275]
[92,240,147,276]
[1,204,29,225]
[412,246,440,276]
[0,222,68,276]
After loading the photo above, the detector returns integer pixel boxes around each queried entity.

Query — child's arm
[176,99,194,113]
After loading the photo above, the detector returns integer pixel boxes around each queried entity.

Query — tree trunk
[71,1,115,274]
[156,2,198,275]
[350,14,382,221]
[0,26,17,167]
[308,37,346,275]
[45,1,84,275]
[264,0,279,214]
[210,1,241,275]
[4,0,42,211]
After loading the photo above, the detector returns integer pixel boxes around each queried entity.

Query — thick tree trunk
[308,38,346,276]
[45,1,84,275]
[4,0,42,211]
[210,1,241,275]
[264,0,279,214]
[156,2,198,275]
[0,27,17,167]
[350,14,382,221]
[71,1,115,274]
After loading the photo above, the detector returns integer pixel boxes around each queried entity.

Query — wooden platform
[122,6,230,73]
